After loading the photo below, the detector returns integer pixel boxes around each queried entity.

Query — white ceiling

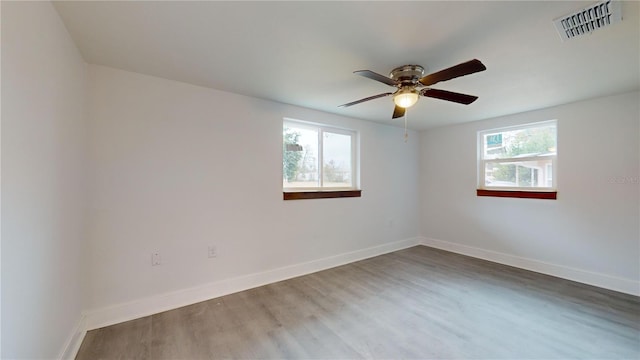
[53,1,639,130]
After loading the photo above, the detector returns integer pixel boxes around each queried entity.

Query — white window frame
[283,118,359,192]
[478,120,557,192]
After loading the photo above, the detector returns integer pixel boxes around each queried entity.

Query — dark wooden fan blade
[392,105,406,119]
[419,59,486,87]
[421,88,478,105]
[354,70,399,87]
[339,92,393,107]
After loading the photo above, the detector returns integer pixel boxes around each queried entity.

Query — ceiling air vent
[553,0,622,41]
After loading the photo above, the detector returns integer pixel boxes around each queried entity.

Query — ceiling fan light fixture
[339,59,486,119]
[393,88,419,108]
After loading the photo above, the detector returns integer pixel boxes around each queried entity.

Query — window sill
[477,189,557,200]
[283,190,362,200]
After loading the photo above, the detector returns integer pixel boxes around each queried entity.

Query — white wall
[1,1,87,358]
[85,65,420,313]
[420,91,640,293]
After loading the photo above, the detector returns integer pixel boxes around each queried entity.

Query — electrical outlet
[152,252,161,266]
[208,245,217,258]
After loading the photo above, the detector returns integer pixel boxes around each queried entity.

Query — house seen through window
[478,120,557,192]
[283,119,357,192]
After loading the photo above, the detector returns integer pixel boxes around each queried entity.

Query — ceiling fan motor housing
[390,65,425,86]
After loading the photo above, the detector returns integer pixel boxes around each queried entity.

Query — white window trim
[478,120,557,192]
[283,118,359,192]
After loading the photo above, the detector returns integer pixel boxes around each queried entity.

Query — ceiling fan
[339,59,486,119]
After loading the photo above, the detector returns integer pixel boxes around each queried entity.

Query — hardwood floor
[76,246,640,359]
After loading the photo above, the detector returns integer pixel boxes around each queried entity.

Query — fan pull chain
[404,110,408,143]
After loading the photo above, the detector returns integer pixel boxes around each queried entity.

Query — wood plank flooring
[76,246,640,359]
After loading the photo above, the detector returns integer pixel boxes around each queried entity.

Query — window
[283,119,360,200]
[478,120,557,199]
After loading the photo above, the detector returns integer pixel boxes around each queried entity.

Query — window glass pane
[484,158,554,188]
[283,119,357,191]
[483,124,557,160]
[283,125,318,188]
[322,131,352,188]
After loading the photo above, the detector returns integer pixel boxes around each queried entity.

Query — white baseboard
[58,315,87,360]
[419,237,640,296]
[84,237,421,331]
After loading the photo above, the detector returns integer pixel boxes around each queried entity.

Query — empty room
[2,1,639,359]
